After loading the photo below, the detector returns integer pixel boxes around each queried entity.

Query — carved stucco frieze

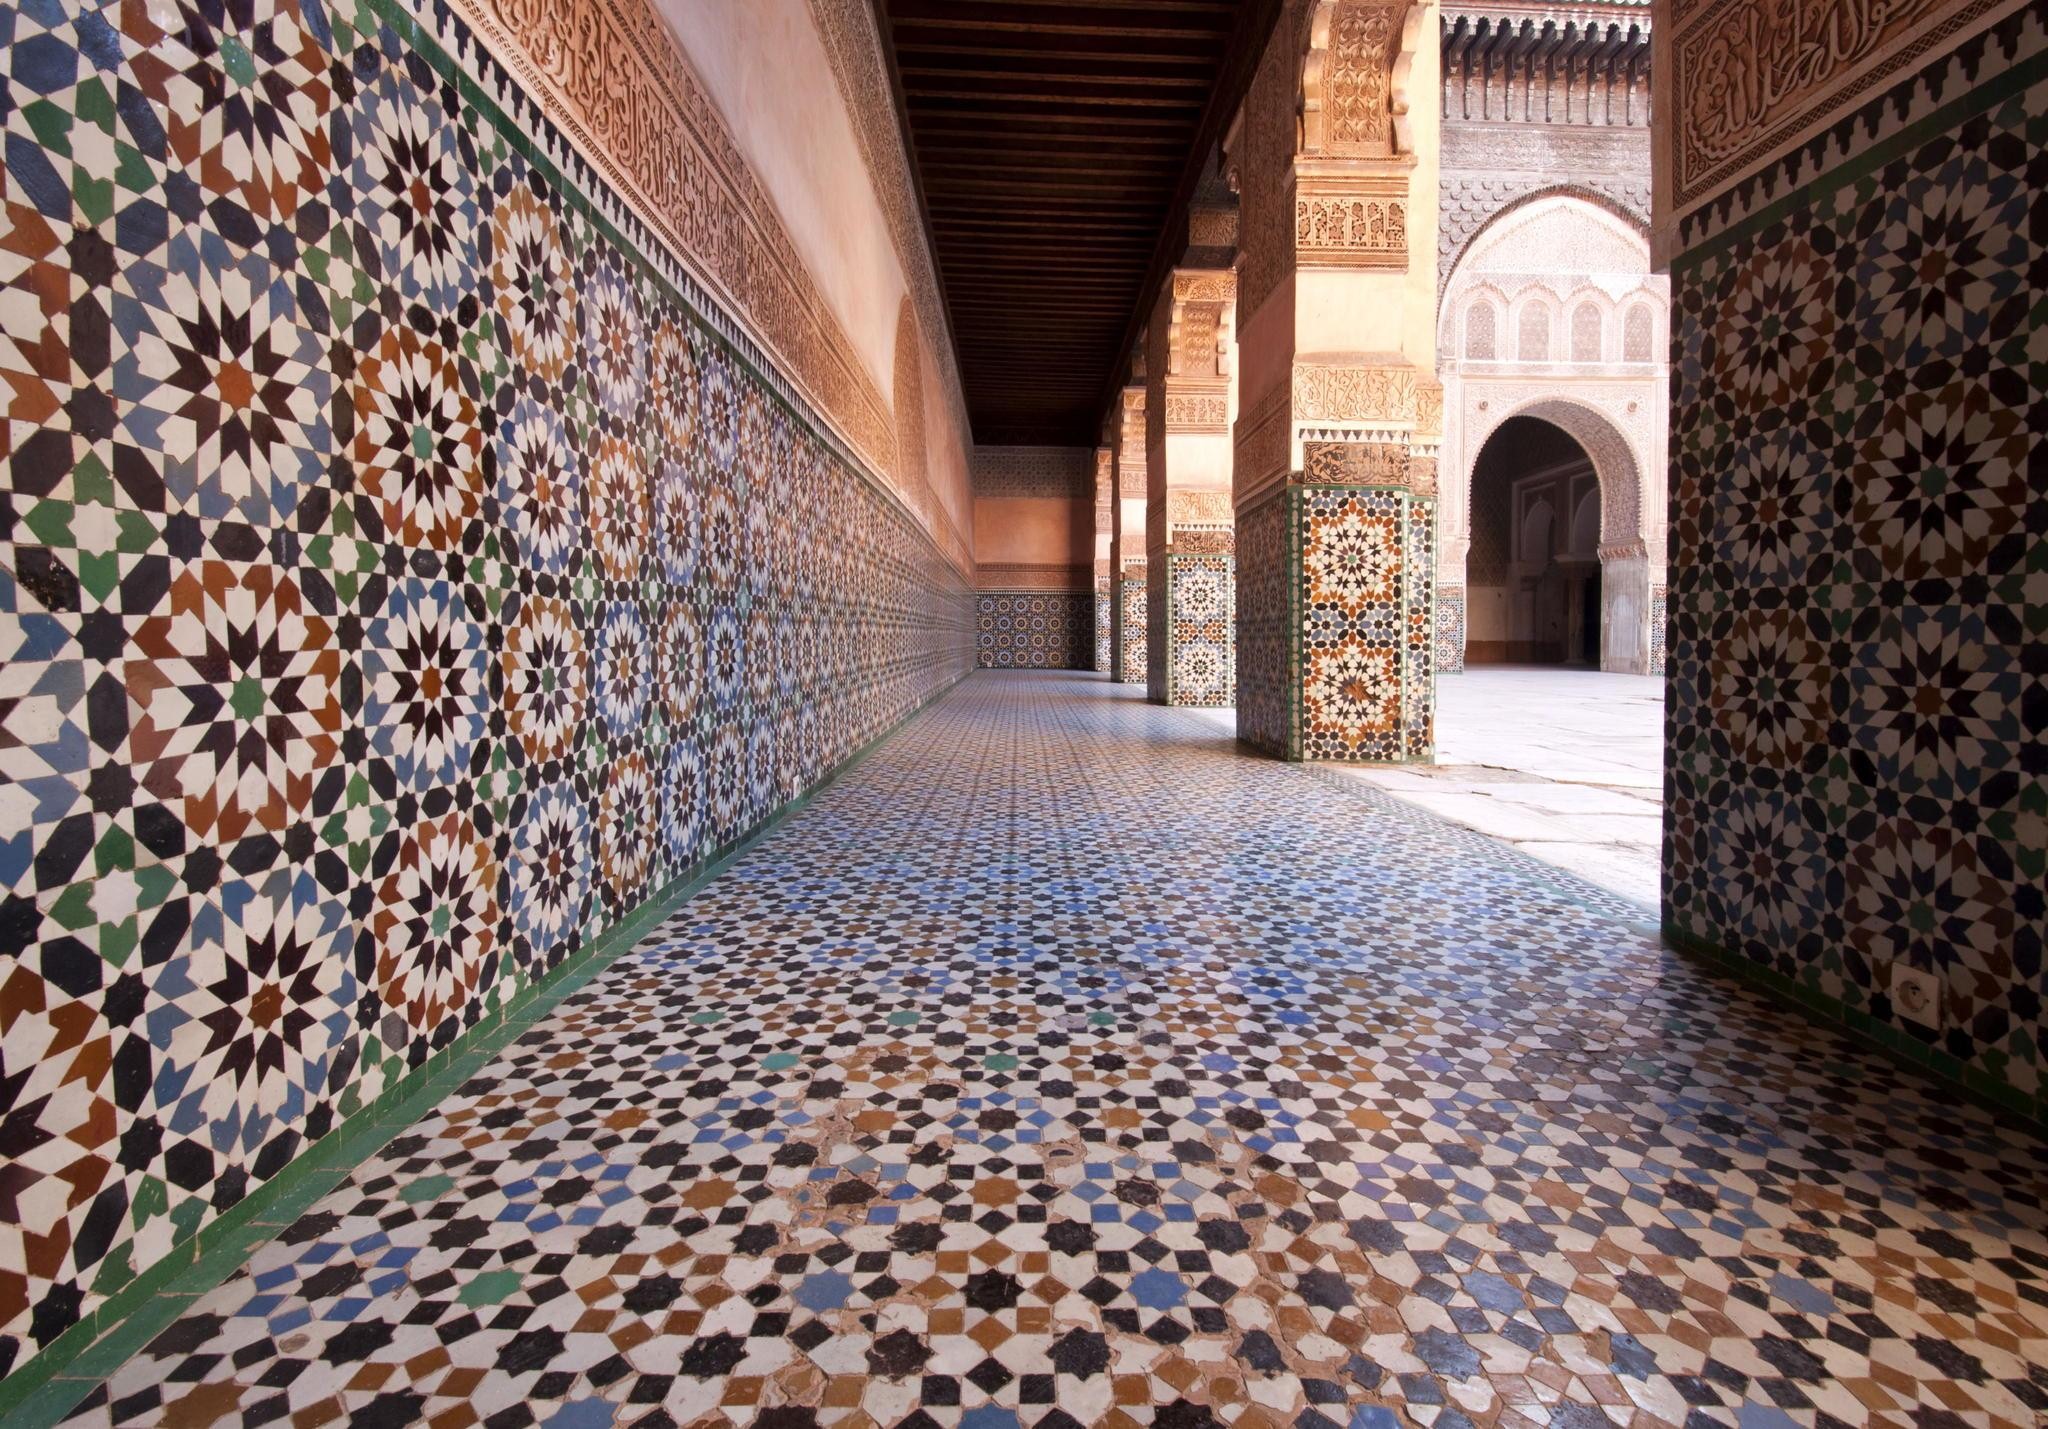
[970,446,1094,500]
[1164,393,1232,433]
[1168,489,1236,528]
[1291,362,1429,423]
[975,562,1093,593]
[1668,0,2004,213]
[1232,382,1296,508]
[804,0,967,439]
[1296,181,1410,271]
[1303,440,1410,485]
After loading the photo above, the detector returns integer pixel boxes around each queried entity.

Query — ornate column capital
[1163,268,1235,435]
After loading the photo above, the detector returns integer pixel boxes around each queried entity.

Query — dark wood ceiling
[874,0,1271,446]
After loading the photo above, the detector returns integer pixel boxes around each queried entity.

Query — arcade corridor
[49,673,2048,1428]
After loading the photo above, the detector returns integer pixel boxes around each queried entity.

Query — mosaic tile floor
[59,673,2048,1427]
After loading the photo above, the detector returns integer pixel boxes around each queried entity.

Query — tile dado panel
[1664,5,2045,1108]
[1234,492,1291,753]
[1094,584,1112,674]
[974,592,1092,669]
[1164,552,1234,708]
[0,0,973,1375]
[1115,574,1147,685]
[1239,487,1436,761]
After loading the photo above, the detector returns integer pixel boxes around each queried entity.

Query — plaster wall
[654,0,973,550]
[974,498,1092,574]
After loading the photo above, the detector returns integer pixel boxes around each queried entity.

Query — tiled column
[1093,447,1114,673]
[1145,270,1239,706]
[1109,385,1149,684]
[1228,0,1442,761]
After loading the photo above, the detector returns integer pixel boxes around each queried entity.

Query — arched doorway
[1435,194,1667,676]
[1465,416,1609,666]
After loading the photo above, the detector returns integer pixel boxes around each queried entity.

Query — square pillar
[1238,434,1437,758]
[1145,269,1240,706]
[1110,386,1148,684]
[1092,447,1113,673]
[1226,0,1441,762]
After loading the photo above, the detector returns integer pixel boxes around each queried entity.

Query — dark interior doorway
[1465,416,1602,667]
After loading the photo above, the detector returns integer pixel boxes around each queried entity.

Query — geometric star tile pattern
[1663,12,2047,1106]
[52,673,2048,1429]
[0,0,972,1375]
[975,594,1092,671]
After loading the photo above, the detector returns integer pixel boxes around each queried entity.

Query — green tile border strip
[1672,31,2048,273]
[1661,922,2048,1138]
[0,670,971,1426]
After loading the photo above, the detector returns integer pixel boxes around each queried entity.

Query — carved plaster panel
[1292,363,1427,423]
[1303,441,1410,485]
[970,446,1095,500]
[1233,383,1296,509]
[1164,391,1232,434]
[1168,490,1237,528]
[1297,178,1411,271]
[1668,0,2013,213]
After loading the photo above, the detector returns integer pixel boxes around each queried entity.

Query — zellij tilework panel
[1233,491,1290,755]
[1300,487,1433,763]
[1663,34,2045,1104]
[974,594,1092,671]
[0,0,972,1373]
[1093,586,1111,674]
[1115,575,1147,686]
[1165,552,1233,708]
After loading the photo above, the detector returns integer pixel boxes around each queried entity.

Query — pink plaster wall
[974,498,1093,572]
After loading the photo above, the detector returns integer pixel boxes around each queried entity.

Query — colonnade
[1094,0,1445,761]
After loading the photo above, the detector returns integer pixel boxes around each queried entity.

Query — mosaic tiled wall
[0,0,973,1374]
[1094,583,1112,673]
[1436,586,1466,674]
[1144,556,1168,700]
[1664,10,2044,1106]
[1234,491,1290,753]
[1165,552,1234,707]
[1648,585,1666,678]
[974,592,1091,669]
[1115,573,1147,684]
[1301,488,1434,762]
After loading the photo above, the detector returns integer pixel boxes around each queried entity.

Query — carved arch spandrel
[1462,394,1645,550]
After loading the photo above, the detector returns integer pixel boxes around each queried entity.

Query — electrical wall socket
[1890,965,1942,1028]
